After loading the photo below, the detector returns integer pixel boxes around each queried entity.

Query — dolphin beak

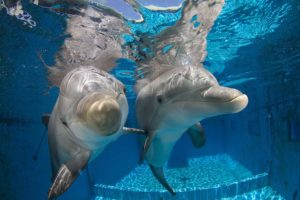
[226,94,248,113]
[87,97,122,135]
[77,93,122,136]
[203,86,248,113]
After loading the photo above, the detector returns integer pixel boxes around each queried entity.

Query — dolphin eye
[62,121,68,127]
[157,95,163,104]
[123,87,127,94]
[60,118,69,128]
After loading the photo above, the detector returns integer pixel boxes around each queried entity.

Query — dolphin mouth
[172,94,246,103]
[171,93,248,115]
[76,92,123,136]
[226,94,248,113]
[171,85,247,104]
[228,94,247,103]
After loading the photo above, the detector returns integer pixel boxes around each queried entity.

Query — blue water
[93,154,270,199]
[1,0,300,200]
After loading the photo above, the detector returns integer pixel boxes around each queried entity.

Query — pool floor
[115,154,253,191]
[93,154,284,199]
[222,186,285,200]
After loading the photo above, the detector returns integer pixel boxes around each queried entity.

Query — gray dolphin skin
[47,67,129,199]
[130,0,249,195]
[43,4,141,199]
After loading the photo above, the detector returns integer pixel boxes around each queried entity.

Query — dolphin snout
[203,86,248,113]
[203,86,243,102]
[77,93,122,136]
[229,94,248,113]
[87,98,122,136]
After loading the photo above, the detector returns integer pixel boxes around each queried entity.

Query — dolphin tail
[187,122,206,148]
[149,164,176,196]
[48,150,90,199]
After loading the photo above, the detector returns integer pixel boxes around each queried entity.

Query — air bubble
[1,0,36,27]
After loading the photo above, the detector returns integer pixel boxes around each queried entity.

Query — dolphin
[46,66,131,199]
[136,65,248,194]
[41,4,143,199]
[127,0,248,195]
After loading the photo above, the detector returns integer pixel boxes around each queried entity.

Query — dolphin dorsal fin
[186,122,206,148]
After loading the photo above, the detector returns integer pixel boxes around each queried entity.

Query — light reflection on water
[206,0,291,73]
[0,1,299,199]
[120,0,293,86]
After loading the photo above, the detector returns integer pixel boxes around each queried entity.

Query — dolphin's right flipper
[149,164,176,196]
[48,150,90,199]
[187,122,206,148]
[122,127,145,135]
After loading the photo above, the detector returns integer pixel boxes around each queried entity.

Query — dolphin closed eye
[126,0,248,194]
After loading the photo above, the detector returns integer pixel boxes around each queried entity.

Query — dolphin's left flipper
[48,150,90,199]
[122,127,145,135]
[187,122,206,148]
[139,133,153,164]
[149,164,176,196]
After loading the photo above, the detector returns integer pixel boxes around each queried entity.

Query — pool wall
[217,4,300,198]
[1,1,300,200]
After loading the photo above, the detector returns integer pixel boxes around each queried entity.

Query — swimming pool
[0,0,299,199]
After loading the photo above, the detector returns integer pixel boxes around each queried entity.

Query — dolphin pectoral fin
[42,113,51,128]
[139,133,153,164]
[149,164,176,196]
[122,127,145,135]
[48,164,79,200]
[187,122,206,148]
[48,150,90,199]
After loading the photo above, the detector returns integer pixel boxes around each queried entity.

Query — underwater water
[0,0,300,200]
